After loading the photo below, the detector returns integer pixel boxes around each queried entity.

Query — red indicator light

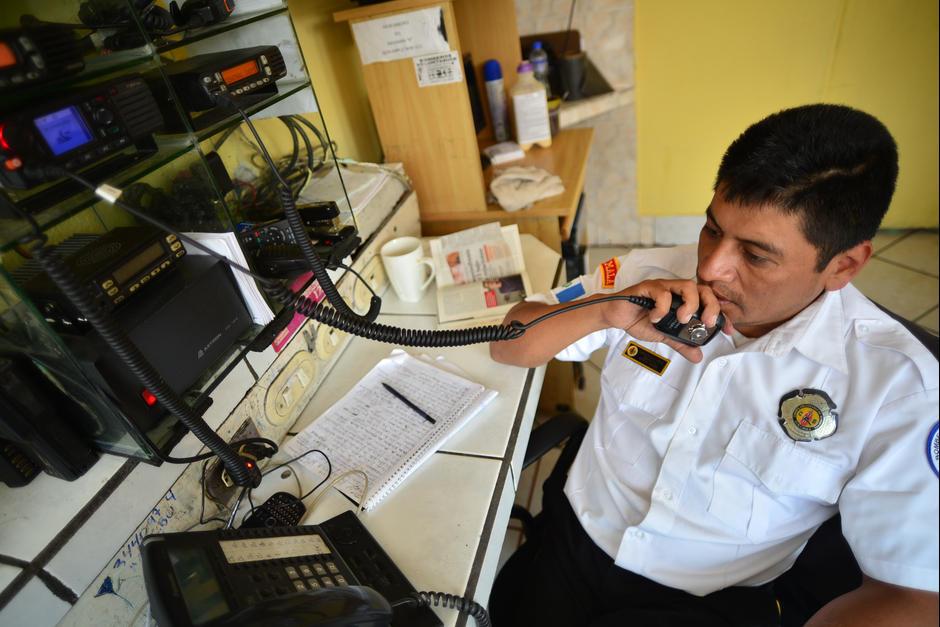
[4,157,22,171]
[245,461,254,469]
[0,124,11,151]
[141,389,158,406]
[0,43,16,69]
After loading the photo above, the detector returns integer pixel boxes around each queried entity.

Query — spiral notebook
[284,351,497,510]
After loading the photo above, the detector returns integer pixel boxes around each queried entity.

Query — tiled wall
[515,0,654,246]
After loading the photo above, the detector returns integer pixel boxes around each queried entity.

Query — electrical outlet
[264,351,317,426]
[315,325,346,361]
[204,418,261,506]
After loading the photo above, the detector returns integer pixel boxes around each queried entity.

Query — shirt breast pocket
[708,422,846,542]
[600,358,679,465]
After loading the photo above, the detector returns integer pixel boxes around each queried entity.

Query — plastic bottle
[529,40,551,95]
[483,60,509,142]
[511,61,552,150]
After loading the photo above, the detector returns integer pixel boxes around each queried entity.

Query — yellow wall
[635,0,939,228]
[287,0,382,164]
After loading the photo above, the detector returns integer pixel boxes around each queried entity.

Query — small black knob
[92,108,114,125]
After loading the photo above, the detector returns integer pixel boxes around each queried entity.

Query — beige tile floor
[497,229,939,571]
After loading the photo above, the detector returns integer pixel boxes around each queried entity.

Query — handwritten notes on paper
[284,351,496,510]
[351,8,450,65]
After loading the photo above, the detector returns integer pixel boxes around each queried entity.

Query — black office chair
[509,411,588,539]
[502,302,938,626]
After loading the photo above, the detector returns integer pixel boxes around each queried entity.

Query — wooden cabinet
[335,0,593,252]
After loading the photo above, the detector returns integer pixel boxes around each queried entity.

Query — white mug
[380,236,436,302]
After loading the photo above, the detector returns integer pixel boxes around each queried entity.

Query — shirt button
[635,530,645,539]
[859,324,869,334]
[688,426,698,436]
[716,358,727,367]
[662,490,673,501]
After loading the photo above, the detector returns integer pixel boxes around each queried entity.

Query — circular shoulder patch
[928,423,939,478]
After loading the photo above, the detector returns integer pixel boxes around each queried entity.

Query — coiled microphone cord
[264,280,653,347]
[47,169,657,349]
[393,590,491,627]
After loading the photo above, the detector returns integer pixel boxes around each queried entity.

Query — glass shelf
[153,5,289,54]
[0,0,335,465]
[1,52,159,114]
[0,138,193,253]
[0,79,311,252]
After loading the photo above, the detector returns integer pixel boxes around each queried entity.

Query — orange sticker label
[600,257,620,289]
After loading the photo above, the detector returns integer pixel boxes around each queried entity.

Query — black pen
[382,383,436,425]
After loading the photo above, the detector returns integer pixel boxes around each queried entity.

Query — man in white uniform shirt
[489,104,938,626]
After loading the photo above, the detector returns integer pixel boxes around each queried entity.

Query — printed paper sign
[414,51,462,86]
[351,7,449,64]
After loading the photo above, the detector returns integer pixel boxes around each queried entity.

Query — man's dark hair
[715,103,898,271]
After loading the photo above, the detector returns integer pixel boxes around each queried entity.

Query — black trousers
[489,481,781,627]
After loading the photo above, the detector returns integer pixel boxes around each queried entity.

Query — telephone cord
[395,590,491,627]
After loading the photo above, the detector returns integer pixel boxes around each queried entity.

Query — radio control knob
[688,323,709,343]
[92,108,114,125]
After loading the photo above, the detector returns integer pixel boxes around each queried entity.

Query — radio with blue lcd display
[0,75,163,189]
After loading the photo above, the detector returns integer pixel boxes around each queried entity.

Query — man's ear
[822,241,873,291]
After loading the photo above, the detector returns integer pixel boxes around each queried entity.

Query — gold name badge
[622,341,670,376]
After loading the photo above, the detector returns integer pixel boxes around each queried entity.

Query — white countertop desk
[255,235,562,626]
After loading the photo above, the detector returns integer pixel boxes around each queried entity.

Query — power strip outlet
[264,351,317,427]
[204,418,262,507]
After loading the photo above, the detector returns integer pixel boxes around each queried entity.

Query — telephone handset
[652,297,726,346]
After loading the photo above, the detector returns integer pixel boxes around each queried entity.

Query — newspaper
[429,223,532,323]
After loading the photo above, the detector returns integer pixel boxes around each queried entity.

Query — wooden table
[419,127,595,251]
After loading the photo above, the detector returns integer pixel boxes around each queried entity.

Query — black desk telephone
[141,510,468,627]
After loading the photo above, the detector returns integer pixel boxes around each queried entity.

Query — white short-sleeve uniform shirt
[528,245,939,596]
